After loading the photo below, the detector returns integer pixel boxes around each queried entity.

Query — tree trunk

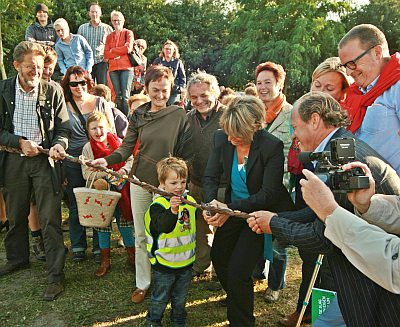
[0,13,8,79]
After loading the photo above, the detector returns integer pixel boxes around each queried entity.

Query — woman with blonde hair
[202,96,294,326]
[104,10,134,116]
[153,40,186,105]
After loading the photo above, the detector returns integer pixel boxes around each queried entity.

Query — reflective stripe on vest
[144,195,197,269]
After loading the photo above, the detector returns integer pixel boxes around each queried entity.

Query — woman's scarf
[341,52,400,133]
[265,93,286,124]
[90,133,133,221]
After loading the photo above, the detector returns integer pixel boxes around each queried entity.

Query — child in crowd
[82,112,135,277]
[90,84,129,139]
[144,157,197,327]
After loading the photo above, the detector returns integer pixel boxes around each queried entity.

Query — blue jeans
[110,69,134,116]
[65,163,99,253]
[91,61,108,85]
[252,239,288,291]
[97,207,134,249]
[268,239,288,290]
[167,91,181,106]
[147,267,192,327]
[313,296,346,327]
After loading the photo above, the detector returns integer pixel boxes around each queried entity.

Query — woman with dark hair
[153,40,186,105]
[60,66,115,263]
[104,10,134,116]
[203,96,294,327]
[91,64,193,304]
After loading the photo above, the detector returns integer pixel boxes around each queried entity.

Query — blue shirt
[231,149,273,261]
[55,33,94,74]
[356,78,400,174]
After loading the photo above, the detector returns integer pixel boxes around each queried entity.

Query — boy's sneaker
[73,251,86,262]
[32,236,46,261]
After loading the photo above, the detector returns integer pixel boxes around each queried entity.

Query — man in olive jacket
[0,41,70,301]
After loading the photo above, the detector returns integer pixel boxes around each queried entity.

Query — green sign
[311,287,337,323]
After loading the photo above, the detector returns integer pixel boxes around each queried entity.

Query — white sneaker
[264,287,280,302]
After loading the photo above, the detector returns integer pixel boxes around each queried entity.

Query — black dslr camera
[298,138,370,193]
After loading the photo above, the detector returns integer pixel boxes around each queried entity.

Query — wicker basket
[74,174,121,228]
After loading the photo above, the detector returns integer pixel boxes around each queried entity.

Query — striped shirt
[78,21,113,64]
[13,77,42,144]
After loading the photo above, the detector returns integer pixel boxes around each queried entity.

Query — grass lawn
[0,216,311,327]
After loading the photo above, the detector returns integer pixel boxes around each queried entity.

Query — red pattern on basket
[100,212,106,221]
[107,199,114,206]
[94,199,103,206]
[83,214,93,219]
[84,196,91,204]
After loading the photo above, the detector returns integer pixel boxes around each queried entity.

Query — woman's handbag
[128,48,141,67]
[74,173,121,228]
[124,31,144,67]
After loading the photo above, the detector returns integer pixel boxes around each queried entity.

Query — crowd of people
[0,2,399,327]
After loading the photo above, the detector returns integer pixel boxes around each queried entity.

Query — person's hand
[90,158,108,171]
[19,139,40,156]
[342,162,375,214]
[247,211,276,234]
[300,169,338,222]
[170,196,182,215]
[49,144,66,160]
[203,199,230,227]
[116,168,128,176]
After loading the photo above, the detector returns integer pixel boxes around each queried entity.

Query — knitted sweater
[105,103,193,186]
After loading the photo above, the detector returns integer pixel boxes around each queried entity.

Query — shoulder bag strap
[70,97,89,138]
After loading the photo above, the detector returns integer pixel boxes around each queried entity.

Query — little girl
[82,112,135,277]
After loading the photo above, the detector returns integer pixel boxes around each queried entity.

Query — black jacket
[203,128,294,213]
[270,128,400,326]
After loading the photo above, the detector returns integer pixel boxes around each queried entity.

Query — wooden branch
[0,145,250,219]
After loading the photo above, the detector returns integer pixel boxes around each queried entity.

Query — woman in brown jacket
[92,65,193,304]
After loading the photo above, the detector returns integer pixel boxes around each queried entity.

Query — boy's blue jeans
[147,267,192,327]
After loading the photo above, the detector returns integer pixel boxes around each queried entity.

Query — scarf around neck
[341,52,400,134]
[265,93,286,124]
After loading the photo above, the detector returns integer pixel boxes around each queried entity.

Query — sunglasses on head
[69,80,87,87]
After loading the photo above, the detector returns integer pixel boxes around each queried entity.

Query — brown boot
[126,247,135,269]
[95,248,111,277]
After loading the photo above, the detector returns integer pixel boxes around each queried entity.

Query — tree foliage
[343,0,400,53]
[217,0,352,102]
[1,0,399,101]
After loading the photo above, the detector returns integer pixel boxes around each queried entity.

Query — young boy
[144,157,197,327]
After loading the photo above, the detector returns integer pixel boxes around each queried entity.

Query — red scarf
[90,133,133,221]
[341,52,400,133]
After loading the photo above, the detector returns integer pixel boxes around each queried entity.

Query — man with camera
[300,161,399,294]
[247,91,400,326]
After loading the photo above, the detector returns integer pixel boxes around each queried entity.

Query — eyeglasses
[69,80,87,87]
[338,44,378,70]
[112,19,121,22]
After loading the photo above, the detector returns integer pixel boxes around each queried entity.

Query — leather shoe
[279,311,311,327]
[43,282,64,301]
[0,262,29,276]
[131,288,147,304]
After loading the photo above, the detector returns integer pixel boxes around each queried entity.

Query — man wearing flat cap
[25,3,58,47]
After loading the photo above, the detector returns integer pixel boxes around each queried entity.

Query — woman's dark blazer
[203,129,294,213]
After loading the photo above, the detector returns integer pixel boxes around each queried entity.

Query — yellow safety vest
[144,195,197,269]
